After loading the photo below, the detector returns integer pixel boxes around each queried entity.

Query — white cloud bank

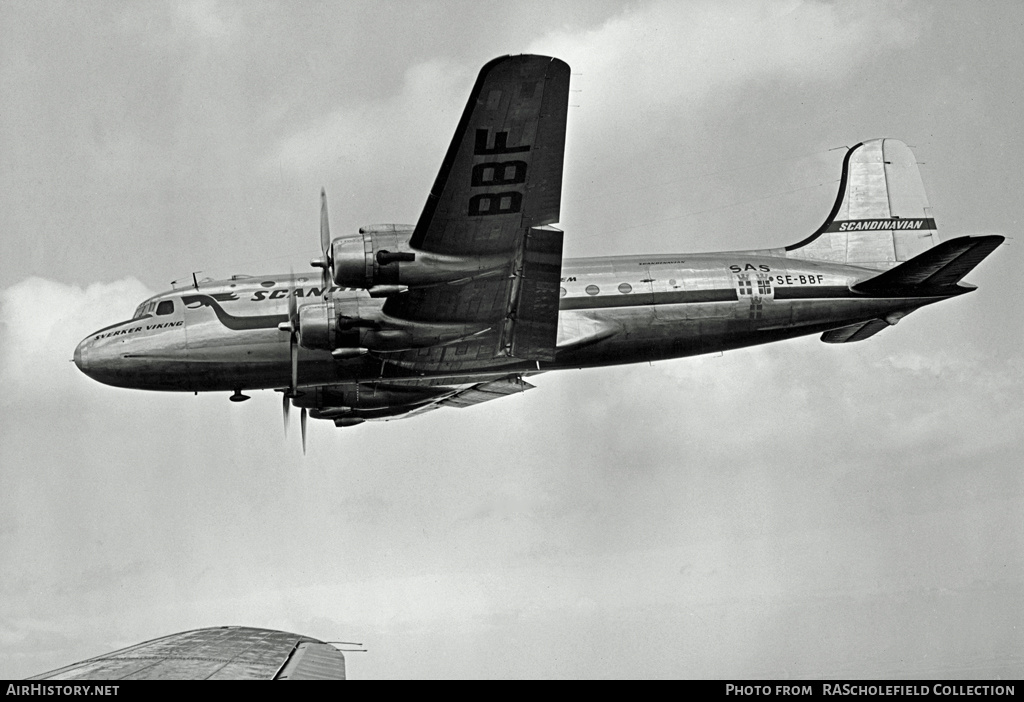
[0,277,153,397]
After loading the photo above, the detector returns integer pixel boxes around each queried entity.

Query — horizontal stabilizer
[853,234,1004,294]
[821,318,891,344]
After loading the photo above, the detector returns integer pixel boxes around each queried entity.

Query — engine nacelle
[296,296,381,351]
[297,383,454,424]
[328,224,508,291]
[330,224,416,289]
[296,293,489,354]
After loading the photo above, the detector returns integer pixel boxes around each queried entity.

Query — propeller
[279,270,303,439]
[313,188,333,292]
[301,407,308,455]
[282,188,335,453]
[282,188,334,453]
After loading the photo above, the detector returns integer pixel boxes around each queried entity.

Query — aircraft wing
[398,376,536,416]
[410,54,569,255]
[305,375,536,425]
[27,627,346,680]
[382,55,570,371]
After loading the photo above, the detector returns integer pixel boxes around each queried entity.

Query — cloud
[0,278,153,401]
[271,1,917,173]
[265,1,921,235]
[267,59,471,189]
[174,0,237,41]
[0,277,153,398]
[527,1,917,127]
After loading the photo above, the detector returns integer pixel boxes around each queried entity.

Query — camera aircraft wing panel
[410,54,569,256]
[27,627,346,680]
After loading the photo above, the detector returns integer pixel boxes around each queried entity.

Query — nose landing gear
[229,390,250,402]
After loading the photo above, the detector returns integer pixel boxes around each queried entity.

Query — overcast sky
[1,0,1021,679]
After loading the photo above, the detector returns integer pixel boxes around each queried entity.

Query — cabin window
[156,300,174,316]
[585,285,600,296]
[618,283,632,294]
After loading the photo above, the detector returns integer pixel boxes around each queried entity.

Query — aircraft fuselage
[73,248,958,394]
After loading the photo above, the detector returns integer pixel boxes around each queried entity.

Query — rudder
[786,139,939,270]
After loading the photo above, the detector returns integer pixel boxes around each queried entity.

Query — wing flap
[502,226,564,361]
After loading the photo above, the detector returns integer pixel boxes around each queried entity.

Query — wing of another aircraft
[382,55,569,371]
[27,627,346,680]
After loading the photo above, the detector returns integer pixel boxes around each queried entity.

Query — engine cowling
[296,297,379,352]
[330,225,416,290]
[329,224,508,291]
[295,293,488,355]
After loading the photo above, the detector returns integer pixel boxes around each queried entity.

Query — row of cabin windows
[559,283,635,297]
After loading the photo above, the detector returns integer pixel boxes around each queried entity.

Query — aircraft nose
[73,337,90,374]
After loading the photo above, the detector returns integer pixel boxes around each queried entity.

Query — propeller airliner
[74,55,1004,449]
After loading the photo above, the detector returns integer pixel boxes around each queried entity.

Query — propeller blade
[286,267,302,398]
[287,278,299,334]
[282,270,304,443]
[300,408,308,455]
[290,334,299,399]
[320,188,331,253]
[320,188,333,292]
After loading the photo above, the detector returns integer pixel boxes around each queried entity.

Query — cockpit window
[132,299,158,319]
[156,300,174,316]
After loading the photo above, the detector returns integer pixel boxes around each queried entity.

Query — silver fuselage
[74,248,956,394]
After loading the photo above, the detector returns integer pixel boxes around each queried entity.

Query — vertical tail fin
[786,139,939,270]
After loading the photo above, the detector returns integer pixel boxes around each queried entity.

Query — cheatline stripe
[558,282,963,310]
[773,286,855,300]
[559,289,737,310]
